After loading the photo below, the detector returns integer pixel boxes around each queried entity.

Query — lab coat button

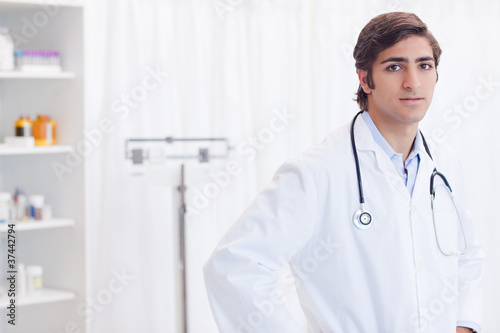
[416,262,424,272]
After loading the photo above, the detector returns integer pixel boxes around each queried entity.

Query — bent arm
[204,161,317,332]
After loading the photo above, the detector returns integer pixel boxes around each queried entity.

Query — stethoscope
[350,111,467,256]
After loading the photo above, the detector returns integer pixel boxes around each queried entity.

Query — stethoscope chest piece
[353,208,372,230]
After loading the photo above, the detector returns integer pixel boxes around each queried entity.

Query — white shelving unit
[0,1,87,332]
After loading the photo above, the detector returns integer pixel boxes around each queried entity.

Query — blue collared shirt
[361,111,421,197]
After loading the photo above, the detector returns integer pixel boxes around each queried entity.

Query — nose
[403,67,421,91]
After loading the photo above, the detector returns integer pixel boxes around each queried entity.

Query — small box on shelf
[4,136,35,148]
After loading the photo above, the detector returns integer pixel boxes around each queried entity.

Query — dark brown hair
[353,12,442,111]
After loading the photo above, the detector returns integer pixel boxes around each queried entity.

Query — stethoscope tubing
[350,111,366,205]
[350,111,467,256]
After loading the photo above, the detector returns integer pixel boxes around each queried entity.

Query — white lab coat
[204,116,484,333]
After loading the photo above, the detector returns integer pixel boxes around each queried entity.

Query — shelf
[0,218,75,232]
[0,0,83,10]
[0,288,76,307]
[0,145,73,155]
[0,71,75,79]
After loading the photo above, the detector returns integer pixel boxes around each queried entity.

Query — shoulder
[298,123,351,167]
[429,141,461,167]
[275,122,352,183]
[428,141,464,183]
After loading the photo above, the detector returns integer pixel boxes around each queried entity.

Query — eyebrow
[380,56,435,64]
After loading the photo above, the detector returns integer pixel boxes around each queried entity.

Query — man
[204,12,483,333]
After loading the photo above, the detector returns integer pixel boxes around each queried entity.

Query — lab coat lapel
[353,115,410,199]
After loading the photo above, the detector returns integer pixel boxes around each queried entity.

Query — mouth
[400,97,424,104]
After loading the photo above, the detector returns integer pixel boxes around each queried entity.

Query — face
[358,35,437,130]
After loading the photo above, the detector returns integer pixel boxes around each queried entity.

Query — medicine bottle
[28,195,44,220]
[0,28,14,70]
[17,263,27,297]
[27,265,43,294]
[15,116,33,137]
[13,187,27,221]
[0,192,12,223]
[33,115,56,145]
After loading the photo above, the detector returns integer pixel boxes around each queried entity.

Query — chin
[398,109,427,124]
[407,114,426,124]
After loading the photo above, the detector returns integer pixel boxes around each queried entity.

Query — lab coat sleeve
[204,160,318,332]
[454,156,484,329]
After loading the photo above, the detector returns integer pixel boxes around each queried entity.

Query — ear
[357,69,372,94]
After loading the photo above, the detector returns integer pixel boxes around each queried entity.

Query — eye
[420,63,433,70]
[386,64,402,71]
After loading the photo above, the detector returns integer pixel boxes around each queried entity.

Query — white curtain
[85,0,500,332]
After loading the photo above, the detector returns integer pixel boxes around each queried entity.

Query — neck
[368,112,418,161]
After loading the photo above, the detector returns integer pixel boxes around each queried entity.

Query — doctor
[204,12,483,333]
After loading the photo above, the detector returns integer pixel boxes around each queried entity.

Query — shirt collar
[361,111,422,164]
